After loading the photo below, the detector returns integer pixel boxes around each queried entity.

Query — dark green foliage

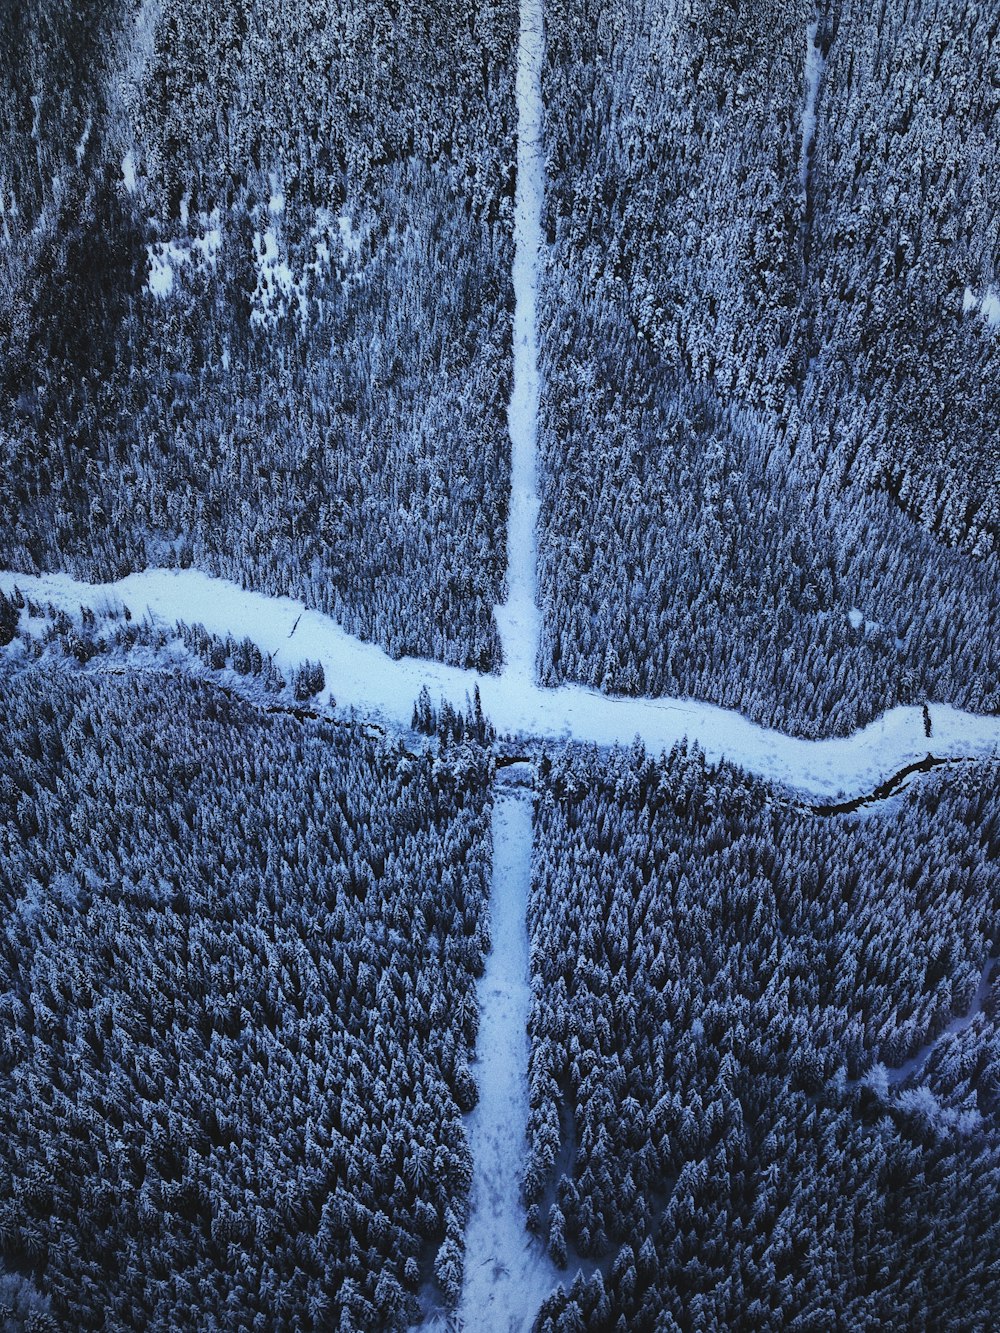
[807,0,1000,550]
[412,684,495,745]
[537,0,1000,734]
[529,743,1000,1328]
[0,664,493,1330]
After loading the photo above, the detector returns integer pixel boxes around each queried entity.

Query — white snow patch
[981,289,1000,327]
[494,0,545,687]
[145,218,221,299]
[963,285,1000,329]
[3,567,999,802]
[248,209,364,325]
[847,608,864,630]
[799,20,823,196]
[191,228,222,264]
[337,213,362,256]
[459,789,557,1330]
[251,227,296,323]
[0,191,13,246]
[122,151,138,194]
[75,118,92,167]
[146,243,178,296]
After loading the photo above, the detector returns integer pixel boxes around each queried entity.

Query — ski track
[458,787,556,1332]
[3,566,999,803]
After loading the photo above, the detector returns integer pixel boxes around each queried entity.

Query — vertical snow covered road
[494,0,545,686]
[799,18,824,198]
[460,5,552,1321]
[459,785,555,1331]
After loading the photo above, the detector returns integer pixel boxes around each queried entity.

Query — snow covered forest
[1,0,999,1328]
[0,662,494,1329]
[1,0,997,731]
[0,0,516,670]
[528,742,1000,1328]
[537,0,1000,734]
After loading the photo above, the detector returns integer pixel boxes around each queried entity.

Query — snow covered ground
[3,567,999,801]
[493,0,545,686]
[457,14,557,1326]
[458,786,556,1331]
[799,19,824,197]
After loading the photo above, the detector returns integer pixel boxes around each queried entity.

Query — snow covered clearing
[493,0,545,687]
[145,220,221,298]
[249,207,363,325]
[3,567,999,802]
[251,226,296,321]
[121,151,138,194]
[458,785,556,1330]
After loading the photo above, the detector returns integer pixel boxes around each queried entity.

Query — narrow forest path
[6,567,999,803]
[494,0,545,686]
[852,953,999,1093]
[458,783,555,1331]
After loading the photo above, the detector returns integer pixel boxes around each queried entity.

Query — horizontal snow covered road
[3,567,998,802]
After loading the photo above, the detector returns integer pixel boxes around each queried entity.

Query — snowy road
[458,786,555,1331]
[493,0,545,686]
[459,6,554,1327]
[3,566,998,802]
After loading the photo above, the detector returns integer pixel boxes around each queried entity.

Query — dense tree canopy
[0,0,516,671]
[528,742,1000,1328]
[0,663,493,1330]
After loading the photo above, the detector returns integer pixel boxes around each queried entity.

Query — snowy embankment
[493,0,545,687]
[458,785,555,1331]
[3,567,999,801]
